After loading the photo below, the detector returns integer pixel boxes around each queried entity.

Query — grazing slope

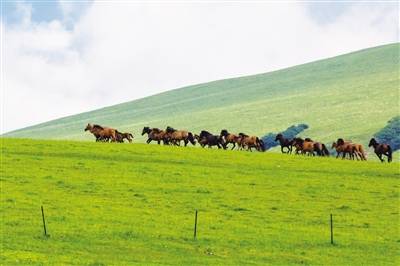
[1,139,399,265]
[4,43,400,146]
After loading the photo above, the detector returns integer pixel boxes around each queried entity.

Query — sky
[1,1,399,134]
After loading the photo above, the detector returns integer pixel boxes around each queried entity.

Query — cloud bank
[2,1,399,133]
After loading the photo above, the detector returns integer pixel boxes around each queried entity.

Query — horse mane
[337,138,345,145]
[152,128,161,133]
[200,130,211,135]
[93,124,104,130]
[238,133,249,137]
[166,126,176,133]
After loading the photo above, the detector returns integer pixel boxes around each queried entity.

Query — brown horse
[337,138,367,161]
[116,131,134,143]
[292,138,315,156]
[142,127,169,145]
[220,130,241,150]
[84,123,117,142]
[238,133,265,152]
[369,138,392,163]
[165,126,196,146]
[313,142,330,157]
[332,140,356,160]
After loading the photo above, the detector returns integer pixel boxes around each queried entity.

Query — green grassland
[4,43,400,148]
[1,138,399,265]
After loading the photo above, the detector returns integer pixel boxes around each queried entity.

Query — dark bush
[374,116,400,151]
[261,124,309,150]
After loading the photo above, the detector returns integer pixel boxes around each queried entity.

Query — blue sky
[2,1,399,133]
[3,1,366,25]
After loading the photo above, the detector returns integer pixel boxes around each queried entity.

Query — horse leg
[184,139,188,147]
[281,146,285,154]
[376,152,384,162]
[231,143,236,150]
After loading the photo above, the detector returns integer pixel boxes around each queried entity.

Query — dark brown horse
[196,131,224,149]
[84,123,117,142]
[142,127,169,145]
[369,138,392,163]
[275,133,293,154]
[116,131,134,143]
[165,126,196,146]
[220,130,241,150]
[238,133,265,152]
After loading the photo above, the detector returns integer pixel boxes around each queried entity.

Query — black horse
[196,131,225,149]
[275,133,293,154]
[368,138,392,163]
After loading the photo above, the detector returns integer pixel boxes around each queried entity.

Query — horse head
[84,123,93,131]
[166,126,176,133]
[142,127,150,135]
[337,138,345,146]
[220,129,229,137]
[368,138,377,147]
[275,133,283,141]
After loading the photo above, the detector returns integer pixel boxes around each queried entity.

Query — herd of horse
[84,123,393,163]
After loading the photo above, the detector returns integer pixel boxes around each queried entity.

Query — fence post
[330,213,333,245]
[41,206,48,237]
[194,210,198,240]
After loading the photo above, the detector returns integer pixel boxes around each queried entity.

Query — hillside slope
[1,139,399,265]
[4,43,399,145]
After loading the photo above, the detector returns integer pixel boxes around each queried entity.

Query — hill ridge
[4,43,399,146]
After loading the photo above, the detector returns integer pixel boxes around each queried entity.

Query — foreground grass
[1,138,399,265]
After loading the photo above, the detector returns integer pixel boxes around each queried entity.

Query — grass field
[4,43,400,148]
[1,138,399,265]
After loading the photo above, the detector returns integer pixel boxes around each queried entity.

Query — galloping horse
[116,131,134,143]
[275,133,293,154]
[292,138,314,156]
[220,130,241,150]
[142,127,169,145]
[238,133,265,152]
[165,126,196,146]
[337,138,367,161]
[332,140,355,159]
[84,123,117,142]
[196,131,224,149]
[369,138,392,162]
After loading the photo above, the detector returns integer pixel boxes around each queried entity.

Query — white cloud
[2,1,399,133]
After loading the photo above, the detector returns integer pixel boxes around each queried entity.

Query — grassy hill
[4,43,400,147]
[1,138,399,265]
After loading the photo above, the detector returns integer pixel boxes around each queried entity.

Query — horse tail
[387,145,392,163]
[359,145,367,161]
[188,132,196,145]
[256,137,265,152]
[322,144,330,157]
